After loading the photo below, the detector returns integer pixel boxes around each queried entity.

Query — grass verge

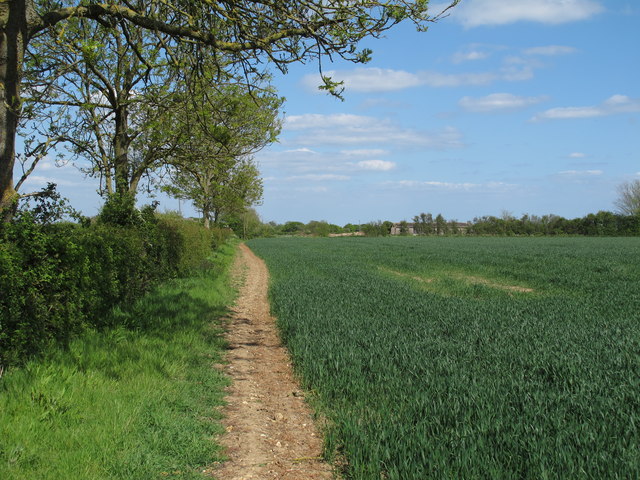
[0,241,237,480]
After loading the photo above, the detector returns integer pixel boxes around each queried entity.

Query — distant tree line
[468,211,640,236]
[211,180,640,239]
[248,208,640,239]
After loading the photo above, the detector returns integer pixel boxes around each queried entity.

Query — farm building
[390,222,470,235]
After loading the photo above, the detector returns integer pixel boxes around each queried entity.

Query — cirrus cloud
[284,113,464,149]
[524,45,578,56]
[432,0,604,27]
[459,93,548,112]
[532,95,640,121]
[356,160,396,171]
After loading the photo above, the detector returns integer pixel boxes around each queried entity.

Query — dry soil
[211,243,334,480]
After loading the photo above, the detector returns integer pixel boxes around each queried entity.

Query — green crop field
[247,236,640,479]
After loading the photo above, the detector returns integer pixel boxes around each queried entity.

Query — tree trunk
[113,105,131,195]
[0,0,30,220]
[128,174,140,196]
[202,203,211,229]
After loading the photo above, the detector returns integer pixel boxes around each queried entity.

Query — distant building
[390,223,416,235]
[390,222,470,235]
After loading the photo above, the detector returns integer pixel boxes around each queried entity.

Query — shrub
[0,212,87,365]
[0,204,228,367]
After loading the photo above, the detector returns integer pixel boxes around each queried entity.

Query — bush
[0,204,230,367]
[156,212,232,274]
[0,213,87,365]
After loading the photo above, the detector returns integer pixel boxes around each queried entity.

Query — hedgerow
[0,196,231,367]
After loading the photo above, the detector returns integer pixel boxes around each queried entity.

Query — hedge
[0,208,231,367]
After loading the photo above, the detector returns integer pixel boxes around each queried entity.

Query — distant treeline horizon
[260,210,640,237]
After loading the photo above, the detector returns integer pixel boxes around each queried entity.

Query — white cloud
[284,113,464,149]
[302,69,485,92]
[302,68,425,92]
[283,147,317,154]
[568,152,586,158]
[459,93,547,112]
[309,68,423,93]
[303,57,543,93]
[533,95,640,120]
[34,158,59,171]
[433,0,604,27]
[383,180,516,191]
[524,45,578,56]
[356,160,396,171]
[558,169,603,176]
[340,149,389,157]
[259,146,396,180]
[452,50,490,64]
[21,175,86,188]
[285,113,373,130]
[286,174,350,181]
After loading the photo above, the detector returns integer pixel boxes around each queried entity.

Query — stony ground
[211,243,334,480]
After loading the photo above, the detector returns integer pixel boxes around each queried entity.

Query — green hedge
[0,209,231,367]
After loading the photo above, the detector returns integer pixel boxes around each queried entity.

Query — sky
[20,0,640,225]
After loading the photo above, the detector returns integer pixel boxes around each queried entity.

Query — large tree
[167,155,264,229]
[25,13,173,197]
[0,0,458,219]
[164,76,282,228]
[615,179,640,216]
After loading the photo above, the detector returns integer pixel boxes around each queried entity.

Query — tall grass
[0,242,236,480]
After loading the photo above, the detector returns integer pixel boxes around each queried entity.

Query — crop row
[248,237,640,479]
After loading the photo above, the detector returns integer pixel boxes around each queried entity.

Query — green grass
[248,236,640,479]
[0,242,237,480]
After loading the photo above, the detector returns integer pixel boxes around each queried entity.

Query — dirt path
[212,243,334,480]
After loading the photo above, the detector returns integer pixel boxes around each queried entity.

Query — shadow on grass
[108,277,230,335]
[50,275,233,381]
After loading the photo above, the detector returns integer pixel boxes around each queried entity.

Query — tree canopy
[615,179,640,216]
[1,0,458,219]
[162,73,282,228]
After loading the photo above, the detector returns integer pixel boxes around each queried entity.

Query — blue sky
[21,0,640,225]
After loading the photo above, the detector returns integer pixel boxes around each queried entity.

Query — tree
[167,156,264,229]
[1,0,458,219]
[362,220,392,236]
[306,220,332,237]
[435,213,447,235]
[224,207,266,239]
[413,212,433,235]
[281,221,305,235]
[164,76,282,228]
[615,179,640,216]
[29,15,174,197]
